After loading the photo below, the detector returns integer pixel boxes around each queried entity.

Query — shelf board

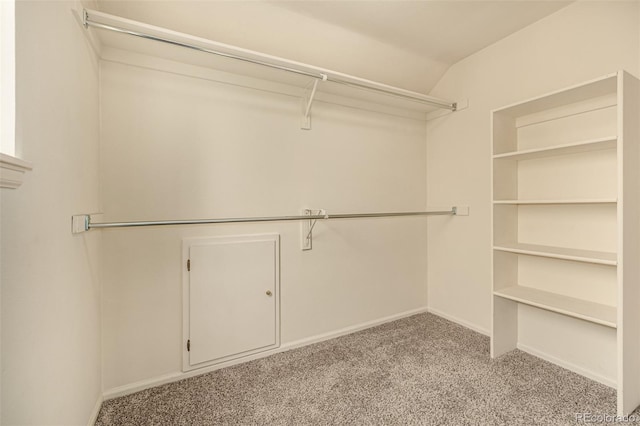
[493,242,617,265]
[493,136,617,161]
[493,198,617,205]
[494,285,616,328]
[84,9,452,116]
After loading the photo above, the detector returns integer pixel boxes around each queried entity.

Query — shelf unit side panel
[493,205,518,247]
[493,160,518,201]
[493,113,517,155]
[492,295,518,358]
[493,251,518,291]
[491,110,518,358]
[618,71,640,416]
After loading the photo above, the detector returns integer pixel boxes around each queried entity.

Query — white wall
[0,1,102,424]
[427,0,639,362]
[99,54,430,392]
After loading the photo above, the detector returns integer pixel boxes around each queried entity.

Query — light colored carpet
[96,313,634,425]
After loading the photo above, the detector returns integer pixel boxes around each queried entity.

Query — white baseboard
[279,306,429,352]
[87,394,103,426]
[427,306,490,336]
[103,306,429,400]
[517,342,616,388]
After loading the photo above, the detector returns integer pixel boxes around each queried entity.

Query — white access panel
[183,234,280,370]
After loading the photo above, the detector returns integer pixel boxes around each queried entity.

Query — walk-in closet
[1,1,639,424]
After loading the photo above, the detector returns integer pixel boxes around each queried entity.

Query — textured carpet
[96,313,636,425]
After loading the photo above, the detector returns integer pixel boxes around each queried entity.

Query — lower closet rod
[77,208,457,231]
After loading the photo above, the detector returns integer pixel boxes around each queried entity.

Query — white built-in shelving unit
[491,71,640,416]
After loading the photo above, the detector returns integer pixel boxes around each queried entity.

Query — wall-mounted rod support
[306,209,325,240]
[305,78,322,119]
[72,208,457,233]
[301,209,328,250]
[81,9,457,111]
[301,77,325,130]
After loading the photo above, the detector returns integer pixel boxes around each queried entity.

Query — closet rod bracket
[301,208,327,250]
[82,9,89,28]
[72,214,90,234]
[301,75,327,130]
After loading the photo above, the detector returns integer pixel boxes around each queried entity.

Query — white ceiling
[96,0,572,93]
[271,1,572,64]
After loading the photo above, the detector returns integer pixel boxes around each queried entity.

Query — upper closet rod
[82,9,457,111]
[72,208,457,233]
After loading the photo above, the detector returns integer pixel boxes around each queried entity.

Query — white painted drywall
[99,55,430,391]
[0,1,102,424]
[426,0,639,375]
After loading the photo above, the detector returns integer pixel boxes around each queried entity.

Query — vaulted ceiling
[96,0,572,93]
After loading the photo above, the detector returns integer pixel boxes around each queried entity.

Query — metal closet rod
[85,208,457,230]
[82,9,457,111]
